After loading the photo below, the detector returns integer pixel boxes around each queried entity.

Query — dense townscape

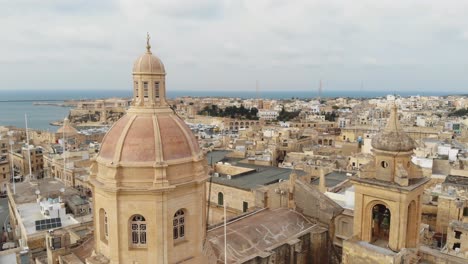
[0,42,468,264]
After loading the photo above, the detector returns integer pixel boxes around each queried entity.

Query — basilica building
[86,36,209,264]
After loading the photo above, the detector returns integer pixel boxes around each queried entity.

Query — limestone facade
[87,36,209,264]
[343,104,429,263]
[10,145,44,179]
[0,139,10,193]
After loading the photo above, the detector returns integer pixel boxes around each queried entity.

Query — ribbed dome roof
[371,131,415,152]
[371,104,415,152]
[98,113,200,164]
[132,52,165,74]
[90,34,207,192]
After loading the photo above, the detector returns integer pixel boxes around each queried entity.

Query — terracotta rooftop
[98,113,200,164]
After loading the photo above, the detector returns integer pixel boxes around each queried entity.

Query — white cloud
[1,0,468,91]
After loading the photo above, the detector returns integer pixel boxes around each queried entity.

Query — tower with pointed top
[86,35,209,264]
[342,104,429,263]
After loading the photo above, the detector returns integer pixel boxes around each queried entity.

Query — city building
[0,138,11,194]
[10,145,44,180]
[342,104,428,262]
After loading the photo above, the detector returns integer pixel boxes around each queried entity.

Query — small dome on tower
[132,33,165,75]
[57,117,78,135]
[371,104,415,152]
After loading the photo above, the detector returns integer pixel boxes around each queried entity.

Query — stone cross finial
[146,32,151,53]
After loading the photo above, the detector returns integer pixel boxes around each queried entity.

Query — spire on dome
[384,103,401,132]
[146,32,152,54]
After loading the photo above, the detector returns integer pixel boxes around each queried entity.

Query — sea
[0,89,457,131]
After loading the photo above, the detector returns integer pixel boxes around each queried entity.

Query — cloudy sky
[1,0,468,93]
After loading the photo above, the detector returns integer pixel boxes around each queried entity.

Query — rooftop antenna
[224,201,228,264]
[9,137,15,194]
[256,80,259,100]
[318,80,323,102]
[25,114,33,180]
[63,119,66,184]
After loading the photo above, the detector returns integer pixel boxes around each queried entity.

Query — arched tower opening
[371,204,391,244]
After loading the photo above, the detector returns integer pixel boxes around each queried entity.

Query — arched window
[99,209,108,242]
[130,215,147,247]
[173,210,185,241]
[371,204,391,243]
[218,192,224,206]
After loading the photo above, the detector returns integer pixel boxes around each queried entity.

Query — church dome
[132,35,165,75]
[371,105,415,152]
[97,113,200,164]
[94,33,204,177]
[132,52,165,75]
[371,131,415,152]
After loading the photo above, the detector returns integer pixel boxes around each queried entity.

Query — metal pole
[25,114,33,180]
[224,201,227,264]
[63,122,66,182]
[9,139,15,194]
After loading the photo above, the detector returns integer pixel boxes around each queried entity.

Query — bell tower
[349,104,428,252]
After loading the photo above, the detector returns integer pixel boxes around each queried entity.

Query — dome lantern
[132,33,167,108]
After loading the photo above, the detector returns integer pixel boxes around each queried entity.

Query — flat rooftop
[311,171,350,188]
[443,175,468,187]
[16,202,80,236]
[207,151,306,190]
[12,178,80,204]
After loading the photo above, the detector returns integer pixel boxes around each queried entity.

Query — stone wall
[342,238,396,264]
[436,196,463,234]
[294,180,343,225]
[419,245,467,264]
[207,182,255,224]
[214,163,253,176]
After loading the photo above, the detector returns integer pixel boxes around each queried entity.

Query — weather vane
[146,32,151,53]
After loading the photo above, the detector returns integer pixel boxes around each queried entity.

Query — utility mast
[256,80,259,100]
[318,80,323,102]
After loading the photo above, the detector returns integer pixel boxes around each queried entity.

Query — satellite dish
[35,190,41,195]
[59,188,65,193]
